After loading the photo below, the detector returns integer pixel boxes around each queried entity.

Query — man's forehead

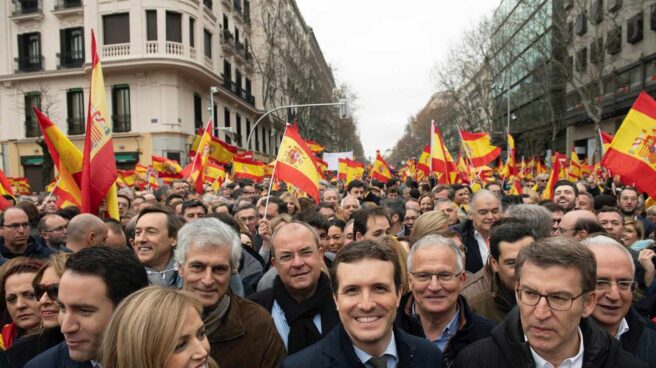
[554,185,575,193]
[186,245,231,263]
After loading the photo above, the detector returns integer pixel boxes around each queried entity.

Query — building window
[608,0,622,13]
[17,32,41,72]
[112,85,130,132]
[255,125,260,152]
[224,108,231,145]
[574,14,587,36]
[236,114,242,147]
[245,78,252,96]
[103,13,130,45]
[246,119,252,150]
[189,18,195,47]
[223,61,232,89]
[67,89,85,135]
[194,93,202,130]
[575,48,587,72]
[24,92,41,138]
[589,0,603,24]
[166,11,182,43]
[223,14,229,31]
[146,10,157,41]
[203,29,212,58]
[262,127,267,154]
[606,26,622,54]
[59,27,84,68]
[235,69,242,91]
[627,13,643,44]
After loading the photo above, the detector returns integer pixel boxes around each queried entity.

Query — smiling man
[353,207,391,241]
[553,180,578,213]
[176,218,285,368]
[454,237,646,368]
[396,234,494,366]
[282,240,444,368]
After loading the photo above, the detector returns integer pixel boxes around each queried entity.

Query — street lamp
[210,86,219,134]
[245,100,349,151]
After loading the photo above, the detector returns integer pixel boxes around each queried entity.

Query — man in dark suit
[282,240,444,368]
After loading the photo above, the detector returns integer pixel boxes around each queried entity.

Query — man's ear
[581,291,598,318]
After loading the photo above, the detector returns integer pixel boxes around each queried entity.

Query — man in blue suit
[282,240,444,368]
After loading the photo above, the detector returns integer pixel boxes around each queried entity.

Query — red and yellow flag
[459,130,501,168]
[203,163,226,192]
[305,140,325,154]
[541,155,562,200]
[371,151,393,182]
[273,124,323,203]
[0,169,14,197]
[116,170,136,188]
[501,133,518,178]
[190,129,238,165]
[152,155,182,180]
[431,121,457,184]
[568,151,582,181]
[598,129,614,157]
[233,155,266,182]
[602,92,656,197]
[338,158,365,184]
[81,31,118,219]
[416,145,430,181]
[188,120,213,194]
[455,152,471,183]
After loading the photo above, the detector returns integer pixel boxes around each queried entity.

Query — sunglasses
[34,284,59,301]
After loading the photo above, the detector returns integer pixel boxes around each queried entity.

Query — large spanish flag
[81,31,118,218]
[371,151,393,182]
[274,124,322,203]
[338,158,364,184]
[233,155,266,182]
[460,130,501,167]
[602,92,656,196]
[431,121,457,184]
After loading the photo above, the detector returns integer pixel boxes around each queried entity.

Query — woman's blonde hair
[381,236,409,294]
[32,252,70,287]
[280,192,300,214]
[100,286,218,368]
[409,210,450,244]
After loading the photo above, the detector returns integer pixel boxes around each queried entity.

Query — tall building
[0,0,336,191]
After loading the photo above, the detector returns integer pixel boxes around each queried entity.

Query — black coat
[452,220,484,273]
[6,328,64,368]
[620,307,656,368]
[24,342,92,368]
[453,308,648,368]
[0,236,54,260]
[282,324,444,368]
[395,294,495,368]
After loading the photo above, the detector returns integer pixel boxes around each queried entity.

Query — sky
[294,1,499,160]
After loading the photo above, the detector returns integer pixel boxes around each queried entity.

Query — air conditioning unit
[607,0,622,13]
[606,27,622,54]
[575,14,587,36]
[627,13,643,44]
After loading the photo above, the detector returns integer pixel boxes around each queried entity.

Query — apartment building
[0,0,336,191]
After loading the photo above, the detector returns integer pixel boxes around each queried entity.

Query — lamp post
[245,99,348,151]
[210,86,219,134]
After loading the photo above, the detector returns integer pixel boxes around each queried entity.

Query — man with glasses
[435,199,459,226]
[396,234,494,366]
[0,207,54,259]
[583,235,656,366]
[454,237,646,368]
[403,208,419,237]
[38,214,68,251]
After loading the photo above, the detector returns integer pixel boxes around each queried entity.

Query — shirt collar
[353,330,398,366]
[529,327,584,368]
[90,360,102,368]
[615,317,630,339]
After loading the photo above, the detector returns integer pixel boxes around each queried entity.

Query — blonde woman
[100,286,218,368]
[280,192,300,216]
[409,210,450,244]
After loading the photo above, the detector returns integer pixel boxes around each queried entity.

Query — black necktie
[367,355,387,368]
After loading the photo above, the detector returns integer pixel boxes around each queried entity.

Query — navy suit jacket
[282,324,444,368]
[24,342,92,368]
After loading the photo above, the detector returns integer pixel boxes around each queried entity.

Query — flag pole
[43,176,62,206]
[263,123,290,221]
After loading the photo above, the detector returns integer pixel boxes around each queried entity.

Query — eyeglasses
[596,279,637,292]
[516,287,586,311]
[275,248,317,263]
[2,222,30,230]
[239,216,257,222]
[43,226,66,233]
[34,283,59,301]
[409,271,462,283]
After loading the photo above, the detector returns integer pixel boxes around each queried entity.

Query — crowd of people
[0,173,655,367]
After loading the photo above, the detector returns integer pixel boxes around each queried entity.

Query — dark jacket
[466,273,516,323]
[620,307,656,367]
[208,295,286,368]
[6,328,64,368]
[454,308,648,368]
[452,220,484,273]
[0,236,55,260]
[23,342,92,368]
[282,324,444,368]
[395,294,494,367]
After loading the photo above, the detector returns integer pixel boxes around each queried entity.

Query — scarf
[273,272,339,354]
[203,294,231,338]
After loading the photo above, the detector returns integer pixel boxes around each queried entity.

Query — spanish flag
[602,92,656,197]
[187,119,213,194]
[460,130,501,167]
[274,124,323,203]
[190,129,237,164]
[455,152,471,184]
[305,140,325,154]
[598,129,614,157]
[116,170,136,188]
[541,155,562,200]
[233,155,266,182]
[501,133,518,178]
[81,31,118,219]
[34,108,82,208]
[568,151,582,181]
[8,178,31,196]
[508,176,523,195]
[416,145,430,181]
[203,163,226,191]
[338,158,365,184]
[152,155,182,180]
[0,169,14,197]
[431,121,457,184]
[371,151,393,182]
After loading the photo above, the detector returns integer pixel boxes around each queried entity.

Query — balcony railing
[190,47,197,59]
[203,0,212,10]
[13,0,41,16]
[112,114,131,133]
[145,41,158,54]
[58,51,84,68]
[54,0,81,10]
[103,43,130,58]
[16,56,43,72]
[222,79,255,106]
[67,117,85,135]
[166,41,184,56]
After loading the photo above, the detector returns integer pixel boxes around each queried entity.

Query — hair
[2,261,44,292]
[117,194,132,208]
[175,218,241,269]
[619,186,639,199]
[574,217,606,234]
[330,240,401,294]
[181,200,208,216]
[32,252,70,288]
[490,221,536,261]
[259,196,288,216]
[0,207,28,227]
[432,184,452,196]
[554,180,579,197]
[271,221,321,256]
[100,286,217,368]
[296,210,330,232]
[623,218,644,241]
[328,218,346,231]
[15,201,39,225]
[505,204,552,239]
[468,189,500,211]
[515,237,597,293]
[347,180,365,193]
[409,210,450,243]
[352,207,390,237]
[541,201,564,213]
[577,191,594,203]
[522,189,540,204]
[409,234,463,273]
[597,206,624,224]
[65,247,149,306]
[104,218,124,235]
[206,212,241,234]
[279,192,300,214]
[646,205,656,217]
[136,206,183,239]
[418,193,433,206]
[449,184,470,200]
[234,203,257,216]
[581,235,635,274]
[594,194,618,212]
[164,193,185,207]
[37,214,64,233]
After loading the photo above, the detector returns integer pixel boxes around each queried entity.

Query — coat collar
[207,292,246,343]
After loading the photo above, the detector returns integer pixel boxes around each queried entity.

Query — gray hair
[175,218,241,269]
[468,189,500,211]
[407,234,463,273]
[270,221,320,256]
[505,204,552,239]
[581,235,635,274]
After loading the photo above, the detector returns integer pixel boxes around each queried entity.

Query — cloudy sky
[294,1,498,160]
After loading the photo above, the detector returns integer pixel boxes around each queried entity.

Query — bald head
[559,210,602,240]
[66,214,108,252]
